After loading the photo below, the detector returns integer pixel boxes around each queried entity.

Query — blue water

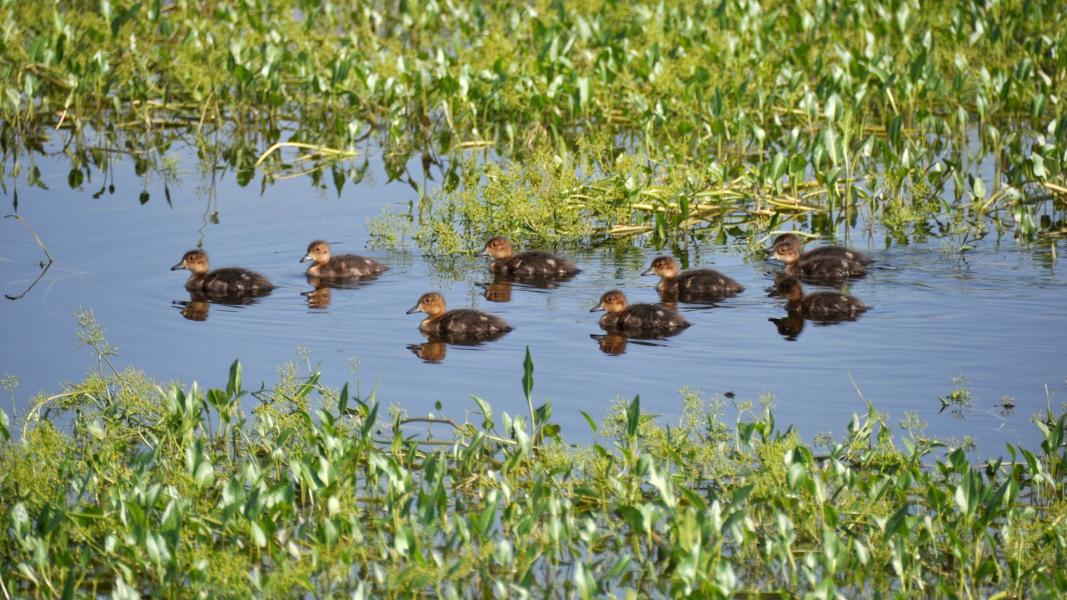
[1,146,1064,456]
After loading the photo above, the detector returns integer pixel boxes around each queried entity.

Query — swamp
[0,0,1065,597]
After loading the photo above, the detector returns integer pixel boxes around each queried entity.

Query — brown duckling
[301,240,388,279]
[772,241,867,282]
[590,290,690,333]
[771,233,872,265]
[641,256,744,299]
[406,292,513,336]
[171,250,273,295]
[774,277,869,320]
[482,236,580,278]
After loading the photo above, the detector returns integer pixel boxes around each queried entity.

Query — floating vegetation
[0,0,1064,243]
[1,350,1065,597]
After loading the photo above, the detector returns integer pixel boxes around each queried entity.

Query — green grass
[1,0,1065,245]
[1,346,1065,597]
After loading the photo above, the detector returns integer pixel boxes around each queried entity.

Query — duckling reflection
[407,339,447,363]
[591,332,629,355]
[481,278,513,303]
[768,315,805,341]
[407,331,509,363]
[172,290,262,322]
[302,285,332,309]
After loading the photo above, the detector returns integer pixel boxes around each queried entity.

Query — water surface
[1,148,1064,456]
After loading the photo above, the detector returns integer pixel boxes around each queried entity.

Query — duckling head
[771,241,800,265]
[481,236,514,260]
[301,240,332,265]
[641,256,678,278]
[407,292,447,318]
[590,289,629,313]
[775,276,805,302]
[171,250,209,274]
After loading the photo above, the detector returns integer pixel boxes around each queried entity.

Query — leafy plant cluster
[1,350,1064,598]
[1,0,1065,243]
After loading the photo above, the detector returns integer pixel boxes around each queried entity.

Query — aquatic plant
[1,350,1064,597]
[0,0,1064,243]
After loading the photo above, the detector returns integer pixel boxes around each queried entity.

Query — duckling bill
[590,290,689,334]
[171,250,273,296]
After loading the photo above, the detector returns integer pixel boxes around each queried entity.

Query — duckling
[771,241,867,282]
[774,277,869,320]
[481,236,580,278]
[771,233,872,265]
[641,256,744,299]
[406,292,513,336]
[171,250,273,295]
[590,290,690,333]
[301,240,388,279]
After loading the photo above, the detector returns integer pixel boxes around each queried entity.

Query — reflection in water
[407,330,510,363]
[589,331,682,355]
[768,315,805,341]
[302,275,382,309]
[480,272,577,303]
[302,286,332,309]
[172,290,269,321]
[481,279,512,303]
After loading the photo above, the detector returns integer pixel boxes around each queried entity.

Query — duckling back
[802,246,872,265]
[197,268,274,295]
[316,255,388,279]
[668,269,744,297]
[600,303,689,332]
[495,251,580,278]
[427,309,513,336]
[796,292,869,320]
[791,256,867,282]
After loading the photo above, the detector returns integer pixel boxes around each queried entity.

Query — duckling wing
[203,268,273,294]
[329,255,387,278]
[799,257,866,281]
[438,309,512,335]
[802,246,873,265]
[677,269,744,296]
[508,251,580,277]
[802,292,868,320]
[618,303,689,331]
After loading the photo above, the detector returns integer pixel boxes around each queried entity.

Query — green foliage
[1,357,1064,597]
[1,0,1065,242]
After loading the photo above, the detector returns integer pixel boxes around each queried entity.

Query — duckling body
[171,250,273,295]
[591,290,689,333]
[772,233,872,266]
[772,239,867,282]
[407,292,512,336]
[302,240,387,279]
[482,237,580,278]
[775,277,869,320]
[642,256,743,299]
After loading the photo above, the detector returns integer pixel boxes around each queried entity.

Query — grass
[0,325,1065,597]
[0,0,1064,244]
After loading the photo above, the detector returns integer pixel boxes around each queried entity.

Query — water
[1,148,1064,456]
